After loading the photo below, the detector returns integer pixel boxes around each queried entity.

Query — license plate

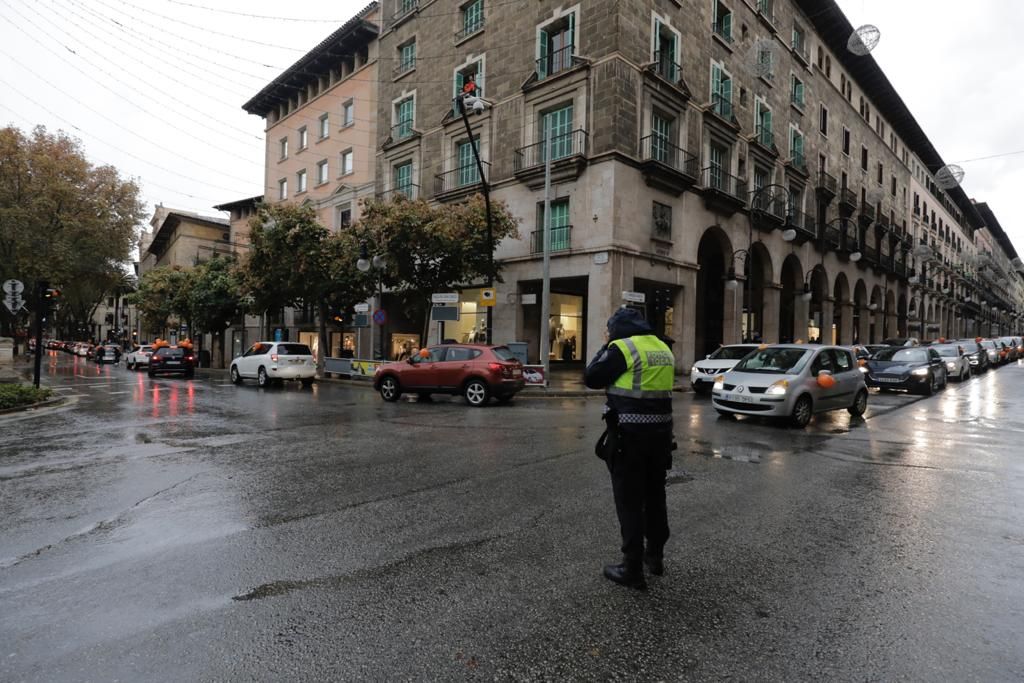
[290,359,302,364]
[166,361,180,366]
[875,377,900,383]
[724,393,753,403]
[513,368,522,377]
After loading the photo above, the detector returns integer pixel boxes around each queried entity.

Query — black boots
[644,554,664,576]
[603,561,647,590]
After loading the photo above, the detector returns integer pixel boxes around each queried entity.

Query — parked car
[997,337,1020,362]
[148,346,196,378]
[230,342,316,388]
[863,346,947,395]
[689,344,759,394]
[711,344,868,428]
[955,340,991,374]
[74,343,93,357]
[93,344,122,364]
[929,343,971,382]
[880,337,920,347]
[126,345,154,370]
[374,344,525,407]
[850,344,890,361]
[978,339,1002,366]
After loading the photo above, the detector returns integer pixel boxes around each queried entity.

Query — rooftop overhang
[213,195,264,213]
[147,212,229,257]
[973,202,1018,260]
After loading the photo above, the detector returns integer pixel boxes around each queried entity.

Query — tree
[240,203,374,375]
[188,256,242,368]
[130,266,192,339]
[354,193,519,343]
[0,125,144,340]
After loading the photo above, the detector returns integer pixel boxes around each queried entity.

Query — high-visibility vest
[608,335,675,399]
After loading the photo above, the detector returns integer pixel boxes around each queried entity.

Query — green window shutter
[538,29,549,78]
[457,140,480,186]
[567,12,575,51]
[711,63,722,99]
[722,12,732,39]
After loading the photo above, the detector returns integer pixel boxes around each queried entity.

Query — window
[316,159,329,185]
[396,40,416,76]
[891,176,897,197]
[547,198,571,250]
[877,161,883,185]
[824,55,831,78]
[298,126,308,150]
[842,127,851,156]
[791,24,806,57]
[711,62,733,118]
[340,149,354,176]
[394,96,415,139]
[319,114,329,139]
[790,74,804,108]
[336,204,352,229]
[653,17,681,82]
[790,126,804,167]
[537,10,575,79]
[393,161,413,196]
[818,104,828,136]
[754,98,772,147]
[456,138,480,186]
[756,46,774,80]
[541,104,574,160]
[279,137,288,160]
[278,178,287,200]
[454,59,484,103]
[342,100,354,127]
[861,146,868,171]
[708,141,728,189]
[460,0,484,37]
[651,111,674,162]
[712,2,733,42]
[296,169,307,193]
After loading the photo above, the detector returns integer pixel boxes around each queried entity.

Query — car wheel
[790,395,813,428]
[960,368,968,382]
[379,376,400,402]
[127,360,134,370]
[939,371,947,390]
[464,379,490,407]
[921,373,934,396]
[301,378,314,388]
[848,390,868,417]
[230,366,242,385]
[257,366,270,388]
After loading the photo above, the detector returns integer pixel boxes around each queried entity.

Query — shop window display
[392,333,420,361]
[548,293,583,361]
[442,289,488,344]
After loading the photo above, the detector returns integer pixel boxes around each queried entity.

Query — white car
[690,344,759,394]
[928,343,971,382]
[230,341,316,388]
[75,343,91,357]
[126,345,154,370]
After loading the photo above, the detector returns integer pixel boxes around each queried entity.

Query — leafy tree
[241,203,374,375]
[0,125,144,339]
[354,193,519,343]
[130,266,192,339]
[188,256,242,368]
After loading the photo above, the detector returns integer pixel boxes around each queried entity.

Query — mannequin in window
[550,319,565,353]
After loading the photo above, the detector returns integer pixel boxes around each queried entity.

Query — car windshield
[733,348,809,374]
[959,342,980,353]
[931,345,960,357]
[277,344,313,356]
[140,346,153,352]
[157,348,185,358]
[980,341,996,349]
[491,347,517,362]
[874,348,928,363]
[710,345,755,360]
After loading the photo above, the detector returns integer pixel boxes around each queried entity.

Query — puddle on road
[686,437,765,464]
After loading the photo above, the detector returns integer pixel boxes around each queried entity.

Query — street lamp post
[724,249,754,342]
[454,80,494,344]
[358,246,387,360]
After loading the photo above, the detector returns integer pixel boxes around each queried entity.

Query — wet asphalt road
[1,353,1023,681]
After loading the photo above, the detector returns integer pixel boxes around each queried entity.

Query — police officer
[585,307,675,590]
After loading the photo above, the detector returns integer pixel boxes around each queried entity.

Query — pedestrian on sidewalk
[584,307,675,590]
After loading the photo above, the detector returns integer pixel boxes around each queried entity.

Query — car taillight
[488,362,514,378]
[271,354,279,362]
[184,355,195,362]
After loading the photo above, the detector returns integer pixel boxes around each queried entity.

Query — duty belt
[617,413,673,424]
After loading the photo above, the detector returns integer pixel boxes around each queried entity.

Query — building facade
[372,0,1020,369]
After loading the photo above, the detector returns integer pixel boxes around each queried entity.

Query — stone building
[371,0,1020,369]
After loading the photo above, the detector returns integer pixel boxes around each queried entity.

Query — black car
[863,346,947,395]
[148,346,196,378]
[956,340,991,373]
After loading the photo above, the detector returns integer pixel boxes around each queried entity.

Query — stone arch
[869,285,884,343]
[808,265,829,344]
[743,241,774,342]
[897,292,908,337]
[885,289,897,339]
[779,253,803,343]
[695,226,733,358]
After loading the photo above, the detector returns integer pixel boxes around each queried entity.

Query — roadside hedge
[0,384,53,410]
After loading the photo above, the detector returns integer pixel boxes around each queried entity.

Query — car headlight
[765,380,788,396]
[946,362,957,370]
[859,366,868,374]
[712,375,725,391]
[911,367,929,376]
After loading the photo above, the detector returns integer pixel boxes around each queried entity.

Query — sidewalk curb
[0,395,67,416]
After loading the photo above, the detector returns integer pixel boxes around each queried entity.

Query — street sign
[431,305,460,322]
[520,293,537,305]
[480,288,496,307]
[3,293,25,315]
[354,303,370,313]
[373,309,387,325]
[622,291,646,304]
[432,292,460,304]
[3,279,24,295]
[353,313,370,328]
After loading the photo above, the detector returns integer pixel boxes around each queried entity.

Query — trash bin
[505,341,529,366]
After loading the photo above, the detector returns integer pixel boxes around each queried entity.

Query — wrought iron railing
[787,209,817,239]
[817,170,837,194]
[861,245,878,265]
[712,20,733,43]
[860,202,876,222]
[702,166,747,200]
[434,161,489,195]
[711,92,733,119]
[536,44,574,80]
[755,125,774,148]
[640,135,698,177]
[393,58,416,78]
[455,15,484,40]
[840,186,857,207]
[390,0,418,25]
[391,120,414,141]
[531,224,572,253]
[376,184,420,202]
[514,129,587,171]
[651,51,682,83]
[751,191,787,220]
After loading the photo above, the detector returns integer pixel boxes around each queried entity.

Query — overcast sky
[2,0,1020,250]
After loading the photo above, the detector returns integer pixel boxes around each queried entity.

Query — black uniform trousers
[609,430,672,562]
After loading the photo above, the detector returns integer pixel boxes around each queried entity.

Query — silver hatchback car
[711,344,868,427]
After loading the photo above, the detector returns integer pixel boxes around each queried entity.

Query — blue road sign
[373,309,387,325]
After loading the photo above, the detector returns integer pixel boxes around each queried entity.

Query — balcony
[390,0,418,27]
[785,209,817,244]
[823,225,843,251]
[858,202,876,226]
[514,129,588,189]
[536,44,576,81]
[712,21,733,45]
[650,51,684,86]
[756,0,776,27]
[816,170,837,201]
[875,214,890,235]
[376,184,420,202]
[434,161,489,202]
[791,36,809,65]
[860,244,878,268]
[710,92,733,121]
[700,166,747,215]
[639,135,698,196]
[390,120,416,143]
[455,16,485,42]
[839,186,857,212]
[753,125,775,152]
[393,58,416,79]
[751,191,787,230]
[894,260,909,280]
[531,224,572,253]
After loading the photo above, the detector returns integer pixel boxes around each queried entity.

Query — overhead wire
[164,0,350,23]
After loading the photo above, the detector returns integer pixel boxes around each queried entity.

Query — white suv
[126,345,154,370]
[230,342,316,388]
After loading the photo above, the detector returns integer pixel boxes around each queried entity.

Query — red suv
[148,346,196,378]
[374,344,525,406]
